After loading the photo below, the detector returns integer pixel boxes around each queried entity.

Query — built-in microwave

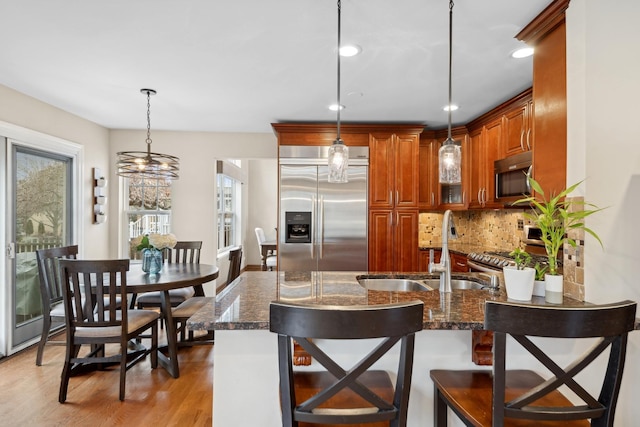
[494,151,532,201]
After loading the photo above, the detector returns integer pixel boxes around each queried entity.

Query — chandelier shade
[116,89,180,180]
[327,0,348,183]
[438,0,462,184]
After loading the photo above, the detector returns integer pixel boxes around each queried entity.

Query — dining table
[125,262,218,378]
[260,240,277,271]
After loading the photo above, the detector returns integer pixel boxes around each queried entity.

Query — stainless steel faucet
[428,210,457,293]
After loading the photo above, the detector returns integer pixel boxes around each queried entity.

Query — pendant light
[116,89,180,180]
[438,0,461,184]
[327,0,349,183]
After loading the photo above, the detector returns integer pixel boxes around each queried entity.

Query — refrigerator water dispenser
[285,211,311,243]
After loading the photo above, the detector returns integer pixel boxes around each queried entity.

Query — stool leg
[434,386,448,427]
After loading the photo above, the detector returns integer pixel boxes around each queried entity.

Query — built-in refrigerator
[279,145,368,271]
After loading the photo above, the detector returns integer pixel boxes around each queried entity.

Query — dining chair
[270,300,424,427]
[255,227,277,271]
[430,300,637,427]
[58,258,159,402]
[134,241,203,311]
[172,246,242,346]
[34,245,79,366]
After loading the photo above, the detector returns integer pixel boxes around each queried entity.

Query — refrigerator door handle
[319,195,324,258]
[311,195,316,260]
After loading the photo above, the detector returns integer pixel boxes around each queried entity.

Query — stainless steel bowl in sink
[357,278,432,292]
[421,279,487,290]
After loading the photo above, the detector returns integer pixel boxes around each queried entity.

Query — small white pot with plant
[515,177,605,303]
[532,262,548,297]
[502,248,535,301]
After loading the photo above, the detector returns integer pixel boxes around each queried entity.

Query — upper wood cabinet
[468,119,500,209]
[419,134,438,210]
[369,133,420,209]
[516,0,568,197]
[502,99,533,157]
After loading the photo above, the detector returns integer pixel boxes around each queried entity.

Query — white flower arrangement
[134,233,177,251]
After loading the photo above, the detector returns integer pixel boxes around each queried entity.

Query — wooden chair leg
[119,343,127,401]
[150,323,158,369]
[36,316,51,366]
[434,386,448,427]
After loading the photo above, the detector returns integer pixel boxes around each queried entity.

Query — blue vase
[142,248,163,274]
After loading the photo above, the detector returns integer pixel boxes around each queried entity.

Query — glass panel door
[11,146,72,346]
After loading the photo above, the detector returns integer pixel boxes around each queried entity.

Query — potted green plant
[515,176,604,302]
[502,247,535,301]
[532,262,548,297]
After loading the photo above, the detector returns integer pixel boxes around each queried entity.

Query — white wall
[109,130,277,291]
[246,158,278,266]
[566,1,640,424]
[0,84,111,259]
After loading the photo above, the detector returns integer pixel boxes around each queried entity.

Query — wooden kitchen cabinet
[434,128,469,211]
[369,209,419,272]
[368,129,422,272]
[419,249,441,272]
[369,133,419,209]
[419,250,467,272]
[450,252,469,272]
[502,98,533,157]
[517,1,568,197]
[468,119,499,209]
[419,134,438,210]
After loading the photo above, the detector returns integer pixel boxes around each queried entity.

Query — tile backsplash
[419,210,525,250]
[418,208,585,301]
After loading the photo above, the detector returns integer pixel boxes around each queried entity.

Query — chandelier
[116,89,179,180]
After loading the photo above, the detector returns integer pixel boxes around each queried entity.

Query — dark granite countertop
[187,270,616,332]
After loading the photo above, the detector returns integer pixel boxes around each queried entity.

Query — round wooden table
[127,263,218,378]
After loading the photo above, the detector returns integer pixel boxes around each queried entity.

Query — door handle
[6,242,15,259]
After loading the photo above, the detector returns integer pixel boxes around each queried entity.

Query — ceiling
[0,0,552,134]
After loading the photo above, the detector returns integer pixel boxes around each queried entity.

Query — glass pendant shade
[439,138,461,184]
[328,140,348,183]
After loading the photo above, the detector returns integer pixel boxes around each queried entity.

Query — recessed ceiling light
[339,45,361,57]
[512,47,534,58]
[329,104,345,111]
[443,104,459,112]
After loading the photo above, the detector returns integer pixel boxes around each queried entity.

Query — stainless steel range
[467,251,516,273]
[467,250,552,273]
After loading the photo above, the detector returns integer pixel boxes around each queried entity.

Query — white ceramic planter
[545,273,563,303]
[502,266,535,301]
[533,280,546,297]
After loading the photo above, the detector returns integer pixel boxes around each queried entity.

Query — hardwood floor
[0,332,213,426]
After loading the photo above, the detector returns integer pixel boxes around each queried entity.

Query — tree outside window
[126,176,172,259]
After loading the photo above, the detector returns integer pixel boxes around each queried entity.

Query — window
[125,176,172,259]
[217,160,242,252]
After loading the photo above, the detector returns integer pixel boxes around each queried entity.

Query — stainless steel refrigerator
[279,145,368,271]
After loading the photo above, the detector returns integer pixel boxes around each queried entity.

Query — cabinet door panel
[394,134,419,208]
[468,128,484,208]
[368,210,394,272]
[503,105,527,156]
[394,210,419,272]
[369,134,394,208]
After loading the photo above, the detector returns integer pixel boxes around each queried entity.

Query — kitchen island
[188,271,636,427]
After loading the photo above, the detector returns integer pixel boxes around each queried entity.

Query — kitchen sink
[357,278,432,292]
[421,279,487,290]
[357,276,493,292]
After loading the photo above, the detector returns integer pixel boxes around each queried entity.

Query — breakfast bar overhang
[188,271,639,426]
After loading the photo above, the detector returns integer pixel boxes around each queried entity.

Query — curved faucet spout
[428,210,457,292]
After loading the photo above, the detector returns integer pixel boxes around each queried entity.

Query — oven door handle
[467,259,501,273]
